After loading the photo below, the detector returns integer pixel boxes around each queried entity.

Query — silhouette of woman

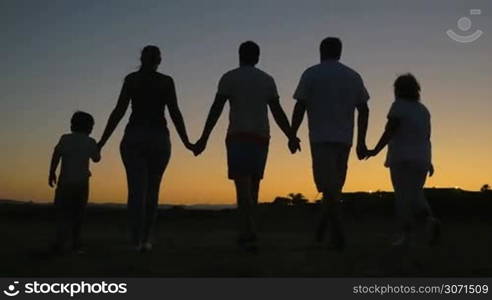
[366,74,441,247]
[98,45,194,252]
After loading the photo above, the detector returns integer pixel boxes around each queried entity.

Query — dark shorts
[226,134,269,180]
[310,142,351,193]
[54,180,89,212]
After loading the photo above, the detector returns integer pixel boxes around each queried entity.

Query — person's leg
[54,184,71,253]
[71,181,89,251]
[410,165,432,218]
[250,177,261,232]
[326,144,350,248]
[390,164,413,245]
[121,140,148,249]
[141,167,165,248]
[319,189,344,245]
[313,143,348,249]
[251,178,260,206]
[409,165,441,245]
[311,143,332,243]
[249,141,267,237]
[234,176,256,243]
[142,136,171,247]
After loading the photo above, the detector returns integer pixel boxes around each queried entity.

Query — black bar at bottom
[0,278,490,299]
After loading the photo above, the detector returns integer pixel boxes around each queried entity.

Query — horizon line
[1,186,487,206]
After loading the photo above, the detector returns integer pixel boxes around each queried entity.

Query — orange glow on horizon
[1,113,490,205]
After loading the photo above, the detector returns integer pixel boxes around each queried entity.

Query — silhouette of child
[48,111,100,254]
[367,74,441,247]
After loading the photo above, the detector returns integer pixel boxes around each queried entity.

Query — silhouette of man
[194,41,298,251]
[290,37,370,250]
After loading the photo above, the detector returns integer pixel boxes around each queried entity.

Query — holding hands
[183,139,197,155]
[188,136,207,156]
[365,148,379,158]
[364,145,383,160]
[356,142,368,160]
[288,136,301,154]
[363,146,435,177]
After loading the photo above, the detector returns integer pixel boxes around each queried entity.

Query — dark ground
[1,189,491,277]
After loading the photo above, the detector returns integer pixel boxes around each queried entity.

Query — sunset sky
[1,0,491,205]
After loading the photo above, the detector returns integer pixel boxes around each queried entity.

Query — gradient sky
[1,0,491,205]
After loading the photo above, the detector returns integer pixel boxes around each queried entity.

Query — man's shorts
[226,134,269,180]
[310,142,351,193]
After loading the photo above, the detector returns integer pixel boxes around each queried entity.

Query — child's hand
[49,172,57,187]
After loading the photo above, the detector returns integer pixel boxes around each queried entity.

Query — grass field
[1,195,491,277]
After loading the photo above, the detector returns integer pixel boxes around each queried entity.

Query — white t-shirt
[293,60,369,145]
[217,66,279,138]
[56,132,100,183]
[385,98,432,168]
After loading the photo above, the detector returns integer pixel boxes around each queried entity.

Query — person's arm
[49,146,61,187]
[428,118,434,177]
[289,69,312,153]
[289,100,306,153]
[368,117,399,157]
[167,91,192,150]
[91,140,101,163]
[356,102,369,160]
[268,98,296,140]
[194,94,228,155]
[291,100,306,136]
[291,70,309,139]
[98,79,131,149]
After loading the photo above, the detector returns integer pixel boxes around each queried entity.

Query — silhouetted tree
[273,197,291,206]
[481,184,490,193]
[288,193,308,206]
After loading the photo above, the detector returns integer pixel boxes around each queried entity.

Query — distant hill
[2,188,491,216]
[0,199,234,211]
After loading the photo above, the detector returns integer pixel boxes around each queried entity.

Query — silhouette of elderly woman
[98,45,193,252]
